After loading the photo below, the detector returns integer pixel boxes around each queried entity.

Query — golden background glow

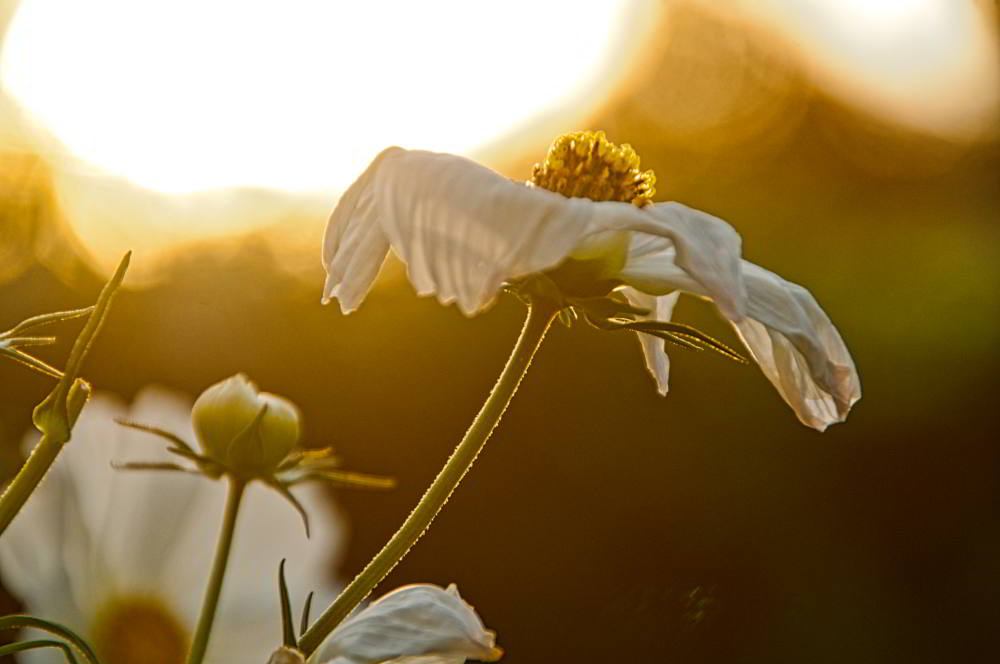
[1,1,998,662]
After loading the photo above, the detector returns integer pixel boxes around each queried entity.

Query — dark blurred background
[2,1,999,662]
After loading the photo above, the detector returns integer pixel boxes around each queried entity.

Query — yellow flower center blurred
[91,595,188,664]
[530,130,656,207]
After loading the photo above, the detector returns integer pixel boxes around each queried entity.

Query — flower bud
[267,647,306,664]
[191,373,300,477]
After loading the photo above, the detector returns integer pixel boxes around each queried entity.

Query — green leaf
[0,639,80,664]
[0,614,101,664]
[290,469,396,490]
[268,480,311,538]
[601,318,748,363]
[0,346,63,379]
[569,295,650,320]
[115,419,197,455]
[2,306,93,338]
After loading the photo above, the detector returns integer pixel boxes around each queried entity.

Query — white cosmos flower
[0,387,344,664]
[317,583,502,664]
[321,132,860,431]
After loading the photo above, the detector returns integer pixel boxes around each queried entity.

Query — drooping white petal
[732,262,861,431]
[620,240,860,430]
[322,148,396,313]
[322,149,747,317]
[639,203,745,320]
[321,584,501,664]
[622,287,680,395]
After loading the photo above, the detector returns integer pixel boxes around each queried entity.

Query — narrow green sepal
[300,592,314,637]
[600,318,748,363]
[267,480,311,538]
[0,639,80,664]
[0,614,101,664]
[2,305,93,337]
[278,559,297,647]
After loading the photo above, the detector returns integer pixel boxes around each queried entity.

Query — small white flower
[319,584,502,664]
[322,132,860,430]
[0,387,345,664]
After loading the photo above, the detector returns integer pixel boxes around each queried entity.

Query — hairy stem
[186,478,246,664]
[298,301,557,655]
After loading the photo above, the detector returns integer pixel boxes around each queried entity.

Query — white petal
[322,148,396,313]
[618,202,746,320]
[323,149,748,316]
[637,203,746,319]
[733,262,861,431]
[321,584,501,664]
[620,239,860,430]
[622,288,680,395]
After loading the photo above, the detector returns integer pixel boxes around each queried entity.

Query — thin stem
[0,252,130,536]
[0,434,62,533]
[185,478,246,664]
[297,300,558,655]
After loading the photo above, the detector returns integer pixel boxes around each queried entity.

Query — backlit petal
[620,240,860,430]
[618,203,747,320]
[323,149,747,316]
[640,203,745,320]
[733,262,861,431]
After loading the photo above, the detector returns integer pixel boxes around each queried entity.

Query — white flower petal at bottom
[321,584,501,664]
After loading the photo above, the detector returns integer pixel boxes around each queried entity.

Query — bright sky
[1,0,642,194]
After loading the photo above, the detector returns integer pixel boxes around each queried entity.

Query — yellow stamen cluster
[529,130,656,207]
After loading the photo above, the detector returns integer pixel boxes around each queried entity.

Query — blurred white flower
[0,387,345,664]
[322,132,860,430]
[319,584,502,664]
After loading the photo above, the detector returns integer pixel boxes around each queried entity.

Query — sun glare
[1,0,640,195]
[749,0,999,137]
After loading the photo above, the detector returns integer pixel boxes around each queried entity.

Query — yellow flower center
[529,130,656,206]
[91,595,188,664]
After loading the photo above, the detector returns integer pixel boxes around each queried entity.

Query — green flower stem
[0,432,63,536]
[297,299,558,656]
[0,252,130,536]
[186,477,246,664]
